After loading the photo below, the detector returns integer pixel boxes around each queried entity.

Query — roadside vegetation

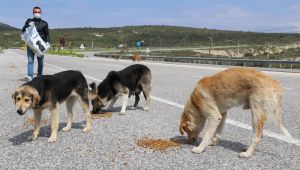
[1,24,300,60]
[47,49,84,58]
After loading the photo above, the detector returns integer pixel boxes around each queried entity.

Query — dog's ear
[26,87,40,108]
[179,121,186,135]
[12,92,16,100]
[89,82,98,99]
[12,92,17,104]
[31,91,40,108]
[179,112,188,135]
[89,82,96,90]
[89,82,97,93]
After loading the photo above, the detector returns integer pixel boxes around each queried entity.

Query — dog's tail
[274,86,292,138]
[275,109,292,138]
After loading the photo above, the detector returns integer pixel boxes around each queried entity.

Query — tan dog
[132,53,142,62]
[179,67,292,158]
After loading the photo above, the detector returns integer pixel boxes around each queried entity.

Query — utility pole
[208,37,213,55]
[68,41,72,52]
[267,43,270,59]
[91,41,94,49]
[237,40,240,53]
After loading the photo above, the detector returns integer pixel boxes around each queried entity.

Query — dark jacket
[22,18,50,43]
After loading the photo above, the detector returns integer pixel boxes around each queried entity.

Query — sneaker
[24,76,32,82]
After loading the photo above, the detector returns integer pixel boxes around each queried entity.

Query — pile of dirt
[137,138,180,151]
[91,112,112,120]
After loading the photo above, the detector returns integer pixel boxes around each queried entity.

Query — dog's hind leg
[239,107,268,158]
[129,92,140,110]
[62,97,76,132]
[48,103,59,143]
[192,111,222,154]
[77,86,91,132]
[32,108,43,141]
[82,101,91,132]
[78,96,91,132]
[211,112,227,146]
[141,84,151,111]
[133,92,140,108]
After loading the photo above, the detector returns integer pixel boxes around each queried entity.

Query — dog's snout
[17,109,23,115]
[92,108,100,114]
[188,137,196,144]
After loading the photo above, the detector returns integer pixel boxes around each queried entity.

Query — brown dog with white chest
[12,70,92,143]
[179,67,292,158]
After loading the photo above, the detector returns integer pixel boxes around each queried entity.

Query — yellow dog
[180,67,292,158]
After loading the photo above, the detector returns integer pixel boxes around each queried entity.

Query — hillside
[1,24,300,52]
[49,26,300,48]
[0,22,18,31]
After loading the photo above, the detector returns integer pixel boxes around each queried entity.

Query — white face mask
[34,13,41,19]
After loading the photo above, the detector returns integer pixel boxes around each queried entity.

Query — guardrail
[94,53,300,69]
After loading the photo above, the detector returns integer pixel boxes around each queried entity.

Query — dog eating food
[179,67,292,158]
[89,64,152,115]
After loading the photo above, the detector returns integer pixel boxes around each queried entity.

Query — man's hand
[29,22,34,26]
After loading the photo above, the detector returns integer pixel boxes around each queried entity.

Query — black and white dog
[89,64,152,115]
[12,70,92,143]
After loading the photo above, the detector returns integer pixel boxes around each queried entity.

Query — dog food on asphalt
[91,112,113,119]
[137,138,180,151]
[25,117,48,126]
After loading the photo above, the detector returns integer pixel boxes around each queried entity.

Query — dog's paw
[30,134,38,141]
[210,138,219,146]
[83,126,91,132]
[243,103,250,110]
[191,147,205,154]
[62,126,71,132]
[239,152,252,158]
[143,106,150,111]
[119,111,126,115]
[129,106,137,110]
[48,136,57,143]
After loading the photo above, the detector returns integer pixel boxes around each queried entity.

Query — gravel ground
[0,49,299,169]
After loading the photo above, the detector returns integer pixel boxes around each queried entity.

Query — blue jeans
[27,47,44,78]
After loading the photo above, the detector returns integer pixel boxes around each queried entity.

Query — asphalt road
[0,49,299,169]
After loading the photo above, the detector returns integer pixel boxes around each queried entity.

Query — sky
[1,0,300,33]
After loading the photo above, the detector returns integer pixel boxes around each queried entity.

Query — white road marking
[151,96,185,109]
[44,62,300,147]
[45,63,103,82]
[86,56,300,77]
